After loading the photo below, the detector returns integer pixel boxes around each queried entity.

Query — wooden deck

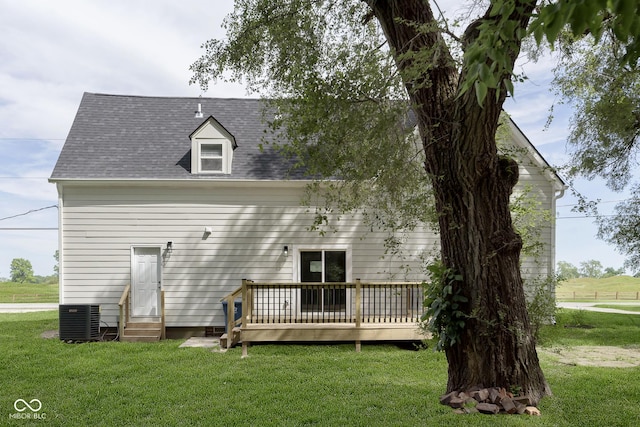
[222,279,427,354]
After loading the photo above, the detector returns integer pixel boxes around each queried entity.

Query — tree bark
[368,0,551,404]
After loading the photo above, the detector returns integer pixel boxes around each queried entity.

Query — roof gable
[190,115,237,149]
[504,116,566,191]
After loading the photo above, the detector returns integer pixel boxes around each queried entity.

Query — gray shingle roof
[50,93,304,180]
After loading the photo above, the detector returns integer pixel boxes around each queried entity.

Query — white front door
[132,247,161,317]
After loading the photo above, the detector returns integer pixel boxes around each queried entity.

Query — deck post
[161,290,166,340]
[241,279,250,352]
[355,279,362,352]
[118,284,131,341]
[118,304,124,340]
[242,279,251,324]
[225,292,234,349]
[247,281,254,329]
[355,279,362,328]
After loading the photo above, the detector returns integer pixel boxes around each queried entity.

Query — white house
[49,93,565,343]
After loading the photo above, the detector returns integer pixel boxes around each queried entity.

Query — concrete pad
[179,337,220,349]
[41,330,59,339]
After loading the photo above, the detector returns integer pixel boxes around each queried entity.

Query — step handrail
[118,284,131,340]
[220,285,244,348]
[160,289,166,339]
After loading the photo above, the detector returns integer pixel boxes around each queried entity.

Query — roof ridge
[86,92,261,101]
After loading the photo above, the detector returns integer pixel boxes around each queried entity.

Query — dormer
[190,116,237,175]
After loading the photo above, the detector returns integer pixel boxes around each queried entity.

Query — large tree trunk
[369,0,551,405]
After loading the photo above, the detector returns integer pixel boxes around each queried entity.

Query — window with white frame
[200,143,224,173]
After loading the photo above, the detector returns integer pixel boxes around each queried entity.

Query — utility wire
[0,228,57,230]
[556,199,632,208]
[0,205,58,222]
[0,138,65,141]
[556,214,621,219]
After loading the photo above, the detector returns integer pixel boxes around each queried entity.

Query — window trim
[199,142,225,173]
[292,245,352,283]
[192,139,232,175]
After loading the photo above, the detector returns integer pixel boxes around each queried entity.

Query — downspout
[551,184,567,298]
[56,183,64,304]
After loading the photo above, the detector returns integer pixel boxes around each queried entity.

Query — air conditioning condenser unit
[59,304,100,341]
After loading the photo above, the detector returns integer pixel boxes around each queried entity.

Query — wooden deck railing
[227,279,425,354]
[240,279,424,325]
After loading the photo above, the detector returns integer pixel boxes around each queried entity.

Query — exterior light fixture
[283,245,289,257]
[202,227,212,241]
[167,241,173,253]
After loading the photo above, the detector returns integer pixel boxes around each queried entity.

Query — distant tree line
[556,260,627,281]
[1,252,58,284]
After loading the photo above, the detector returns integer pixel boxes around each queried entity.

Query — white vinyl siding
[58,166,557,328]
[58,183,439,327]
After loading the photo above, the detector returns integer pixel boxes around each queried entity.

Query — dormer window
[200,143,224,172]
[190,116,237,175]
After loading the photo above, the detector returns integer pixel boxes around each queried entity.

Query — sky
[0,0,631,278]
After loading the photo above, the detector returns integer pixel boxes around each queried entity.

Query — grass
[556,276,640,301]
[0,281,58,303]
[1,310,639,425]
[538,308,640,347]
[558,276,640,292]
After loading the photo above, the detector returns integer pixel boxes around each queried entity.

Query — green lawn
[556,276,640,301]
[0,281,59,303]
[539,308,640,347]
[1,310,639,426]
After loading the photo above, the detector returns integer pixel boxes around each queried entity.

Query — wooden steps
[120,321,163,342]
[219,327,242,349]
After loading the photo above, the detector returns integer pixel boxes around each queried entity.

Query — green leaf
[569,3,588,36]
[503,79,514,97]
[545,12,566,45]
[475,81,488,106]
[532,22,545,45]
